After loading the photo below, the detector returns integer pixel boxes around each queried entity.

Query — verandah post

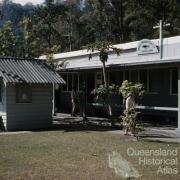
[177,67,180,131]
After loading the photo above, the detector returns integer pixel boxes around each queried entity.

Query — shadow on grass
[138,134,176,139]
[139,138,179,144]
[31,117,122,133]
[52,123,121,133]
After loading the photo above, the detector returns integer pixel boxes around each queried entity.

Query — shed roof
[0,58,65,84]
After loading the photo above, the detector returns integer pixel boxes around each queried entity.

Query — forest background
[0,0,179,58]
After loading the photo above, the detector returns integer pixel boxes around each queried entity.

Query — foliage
[86,40,122,61]
[0,21,18,57]
[32,0,64,52]
[121,109,143,138]
[119,80,145,103]
[119,80,145,138]
[86,40,122,88]
[91,84,118,119]
[0,0,179,59]
[0,0,34,35]
[86,41,122,124]
[20,17,42,58]
[92,84,118,98]
[1,0,180,56]
[44,45,61,68]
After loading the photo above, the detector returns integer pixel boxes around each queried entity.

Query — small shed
[0,57,65,131]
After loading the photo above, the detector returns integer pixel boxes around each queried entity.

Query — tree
[106,0,125,42]
[0,0,180,57]
[32,0,64,55]
[80,0,115,43]
[91,84,119,120]
[0,21,18,57]
[87,41,122,125]
[0,0,34,35]
[60,0,83,51]
[20,17,42,58]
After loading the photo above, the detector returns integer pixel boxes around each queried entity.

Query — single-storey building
[49,36,180,131]
[0,57,65,131]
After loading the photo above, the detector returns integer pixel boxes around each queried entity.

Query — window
[61,74,67,91]
[170,69,178,94]
[73,74,78,91]
[105,72,108,85]
[118,71,124,86]
[61,73,83,91]
[95,72,102,88]
[124,71,130,81]
[131,70,138,83]
[68,74,72,91]
[109,71,117,85]
[109,71,124,85]
[139,70,147,90]
[16,84,32,103]
[79,73,84,91]
[148,69,160,93]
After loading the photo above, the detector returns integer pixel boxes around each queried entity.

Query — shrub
[119,80,145,139]
[119,80,145,103]
[121,109,143,139]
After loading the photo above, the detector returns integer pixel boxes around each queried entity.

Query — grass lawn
[0,126,179,180]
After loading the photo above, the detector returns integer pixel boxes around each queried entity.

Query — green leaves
[91,84,118,120]
[119,80,145,100]
[20,17,43,58]
[119,80,145,137]
[85,40,122,63]
[86,40,122,119]
[0,21,18,57]
[91,84,118,98]
[121,109,143,136]
[44,45,61,67]
[0,0,180,54]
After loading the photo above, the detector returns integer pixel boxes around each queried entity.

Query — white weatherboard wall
[6,83,53,131]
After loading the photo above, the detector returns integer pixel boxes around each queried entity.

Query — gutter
[58,57,180,72]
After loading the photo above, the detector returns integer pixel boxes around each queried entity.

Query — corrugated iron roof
[39,36,180,60]
[0,58,65,84]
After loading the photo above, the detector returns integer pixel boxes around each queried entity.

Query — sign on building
[137,39,159,55]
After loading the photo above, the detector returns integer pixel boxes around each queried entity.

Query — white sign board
[137,39,159,55]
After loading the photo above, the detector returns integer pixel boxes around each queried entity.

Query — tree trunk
[102,61,114,126]
[102,61,107,87]
[120,0,124,41]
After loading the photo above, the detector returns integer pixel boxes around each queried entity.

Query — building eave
[58,57,180,72]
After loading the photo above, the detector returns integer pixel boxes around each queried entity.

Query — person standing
[126,93,135,111]
[71,87,78,116]
[124,93,135,135]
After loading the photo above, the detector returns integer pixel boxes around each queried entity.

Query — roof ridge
[0,57,44,61]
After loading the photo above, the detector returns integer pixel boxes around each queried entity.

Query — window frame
[61,73,82,92]
[16,83,32,104]
[170,68,178,95]
[95,72,103,88]
[147,69,159,94]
